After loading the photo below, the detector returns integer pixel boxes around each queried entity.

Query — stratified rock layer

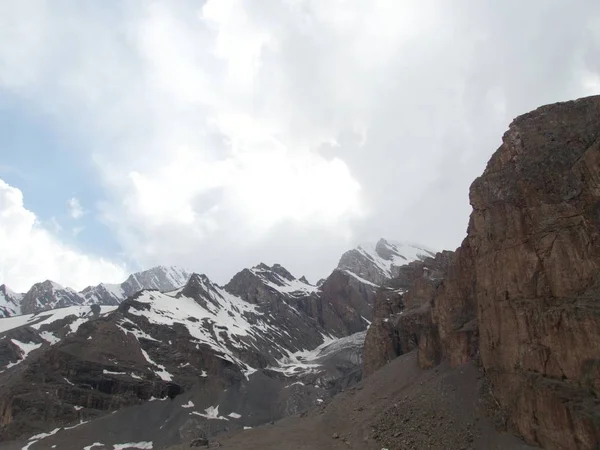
[469,96,600,449]
[364,95,600,450]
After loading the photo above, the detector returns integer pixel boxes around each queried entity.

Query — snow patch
[39,331,61,345]
[113,442,153,450]
[64,419,89,430]
[103,369,126,375]
[343,270,380,287]
[140,348,172,381]
[84,444,105,450]
[7,339,42,368]
[190,405,228,420]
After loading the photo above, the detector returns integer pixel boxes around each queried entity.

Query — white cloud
[0,179,126,292]
[68,197,84,219]
[0,1,599,283]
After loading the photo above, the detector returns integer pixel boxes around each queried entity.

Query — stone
[189,437,209,447]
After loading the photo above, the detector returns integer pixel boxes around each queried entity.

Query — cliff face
[363,251,453,376]
[364,95,600,450]
[470,96,600,449]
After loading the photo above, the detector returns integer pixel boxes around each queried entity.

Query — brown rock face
[469,96,600,449]
[363,95,600,449]
[363,251,453,376]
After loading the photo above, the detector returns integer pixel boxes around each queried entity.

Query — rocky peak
[179,273,220,305]
[337,239,436,286]
[20,280,85,315]
[0,284,22,317]
[120,265,191,297]
[80,282,124,306]
[225,263,318,305]
[269,263,295,281]
[79,265,192,311]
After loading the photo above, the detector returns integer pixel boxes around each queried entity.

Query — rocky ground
[167,352,535,450]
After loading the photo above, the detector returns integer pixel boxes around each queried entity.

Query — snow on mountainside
[337,238,436,286]
[0,284,22,318]
[0,266,372,444]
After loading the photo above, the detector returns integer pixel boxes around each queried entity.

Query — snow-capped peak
[121,266,192,298]
[0,284,23,318]
[249,264,319,297]
[338,238,436,286]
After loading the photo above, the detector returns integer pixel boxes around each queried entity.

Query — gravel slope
[168,352,536,450]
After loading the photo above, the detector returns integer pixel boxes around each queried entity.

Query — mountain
[337,238,436,285]
[0,284,22,318]
[81,265,191,306]
[0,262,374,445]
[226,263,376,336]
[20,280,85,314]
[120,265,191,297]
[3,266,192,316]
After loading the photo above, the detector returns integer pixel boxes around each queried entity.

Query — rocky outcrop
[364,95,600,450]
[297,269,375,336]
[468,96,600,449]
[363,251,453,376]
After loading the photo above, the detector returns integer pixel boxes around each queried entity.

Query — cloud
[0,179,126,292]
[0,1,599,284]
[68,197,84,219]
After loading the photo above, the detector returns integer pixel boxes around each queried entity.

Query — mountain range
[0,266,192,317]
[0,239,433,447]
[0,239,432,318]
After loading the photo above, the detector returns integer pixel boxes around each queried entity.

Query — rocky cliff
[364,95,600,450]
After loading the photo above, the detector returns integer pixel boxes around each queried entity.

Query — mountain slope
[0,263,373,444]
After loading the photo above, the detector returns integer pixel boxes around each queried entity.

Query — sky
[1,0,599,292]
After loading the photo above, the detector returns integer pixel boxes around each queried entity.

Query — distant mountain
[0,243,430,445]
[337,238,436,285]
[20,280,85,314]
[81,265,191,307]
[0,263,374,443]
[3,266,192,316]
[0,284,23,318]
